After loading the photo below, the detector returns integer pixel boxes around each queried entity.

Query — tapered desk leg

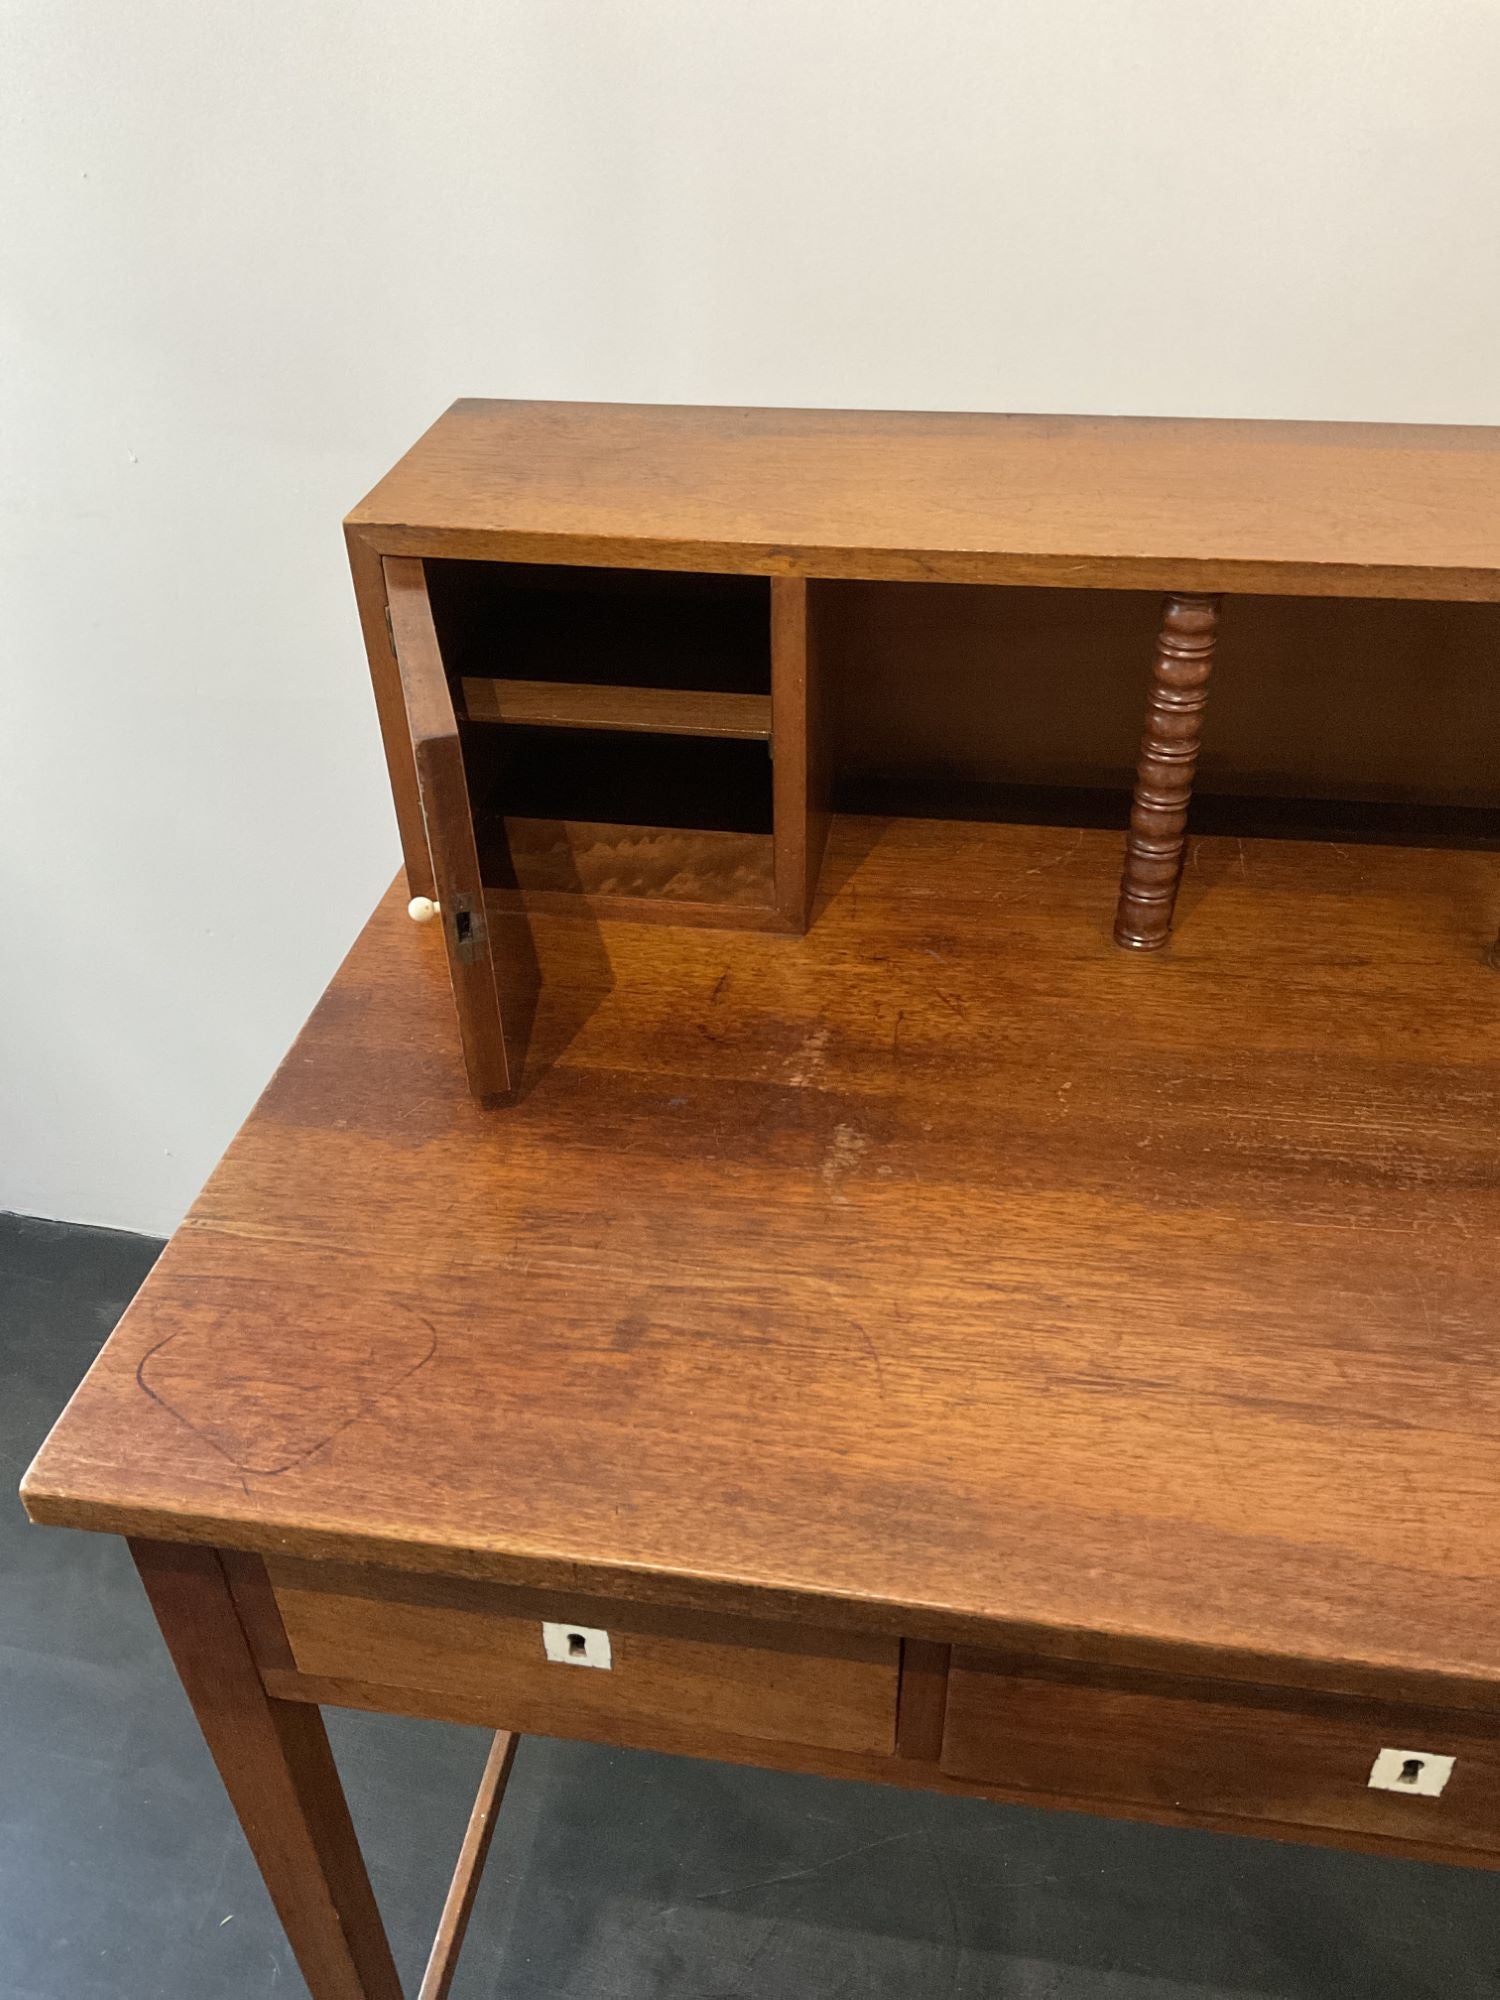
[131,1540,402,2000]
[1114,593,1221,950]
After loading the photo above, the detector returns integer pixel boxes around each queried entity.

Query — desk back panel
[824,584,1500,812]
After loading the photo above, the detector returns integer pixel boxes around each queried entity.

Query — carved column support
[1114,592,1221,950]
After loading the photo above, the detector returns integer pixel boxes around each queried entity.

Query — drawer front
[942,1649,1500,1854]
[266,1559,899,1757]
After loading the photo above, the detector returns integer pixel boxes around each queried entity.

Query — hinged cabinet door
[383,555,535,1099]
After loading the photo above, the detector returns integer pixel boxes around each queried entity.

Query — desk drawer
[264,1559,899,1757]
[942,1650,1500,1854]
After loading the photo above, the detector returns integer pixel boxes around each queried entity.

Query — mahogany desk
[22,820,1500,1999]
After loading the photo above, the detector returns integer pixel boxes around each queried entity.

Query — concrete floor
[3,1210,1497,2000]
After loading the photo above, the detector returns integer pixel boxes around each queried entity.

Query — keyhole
[568,1632,587,1658]
[454,908,473,945]
[1398,1757,1424,1785]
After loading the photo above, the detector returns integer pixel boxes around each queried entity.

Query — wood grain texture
[492,819,781,929]
[24,820,1500,1714]
[130,1541,401,2000]
[346,401,1500,600]
[461,676,772,740]
[416,1731,518,2000]
[1115,593,1220,948]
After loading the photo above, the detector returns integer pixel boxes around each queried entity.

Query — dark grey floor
[3,1212,1497,2000]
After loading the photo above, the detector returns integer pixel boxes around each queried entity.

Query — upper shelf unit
[349,398,1500,1100]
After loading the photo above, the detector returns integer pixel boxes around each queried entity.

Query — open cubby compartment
[814,581,1500,829]
[428,558,771,726]
[467,726,775,923]
[424,561,827,930]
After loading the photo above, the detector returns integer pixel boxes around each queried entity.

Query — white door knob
[407,895,441,924]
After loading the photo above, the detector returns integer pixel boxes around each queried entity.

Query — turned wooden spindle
[1114,592,1221,950]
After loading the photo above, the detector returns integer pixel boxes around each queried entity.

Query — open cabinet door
[383,555,537,1099]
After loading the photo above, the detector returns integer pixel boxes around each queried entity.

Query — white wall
[5,0,1499,1236]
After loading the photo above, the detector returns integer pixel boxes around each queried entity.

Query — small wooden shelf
[462,676,772,741]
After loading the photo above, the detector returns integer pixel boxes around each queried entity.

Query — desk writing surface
[346,399,1500,599]
[22,819,1500,1698]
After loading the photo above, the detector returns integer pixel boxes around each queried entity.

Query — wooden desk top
[346,399,1500,600]
[23,819,1500,1704]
